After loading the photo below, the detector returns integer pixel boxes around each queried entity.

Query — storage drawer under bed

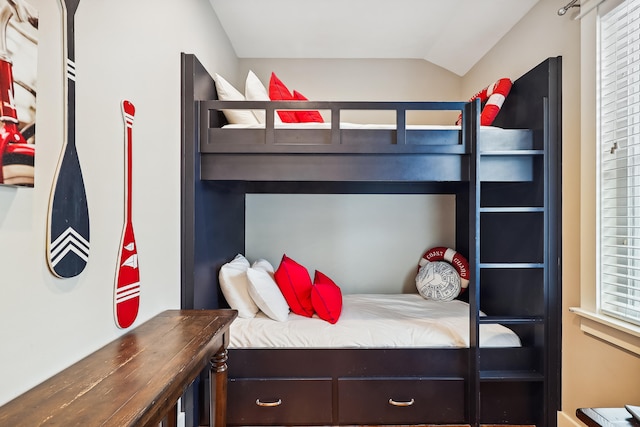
[227,377,333,425]
[338,377,465,425]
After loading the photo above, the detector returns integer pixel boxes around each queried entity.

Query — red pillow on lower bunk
[274,254,314,317]
[269,73,298,123]
[311,270,342,324]
[293,90,324,123]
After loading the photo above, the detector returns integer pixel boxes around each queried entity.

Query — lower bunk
[226,294,543,426]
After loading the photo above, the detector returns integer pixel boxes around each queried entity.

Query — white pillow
[213,73,260,125]
[245,70,282,125]
[219,254,259,318]
[415,260,461,302]
[247,259,290,322]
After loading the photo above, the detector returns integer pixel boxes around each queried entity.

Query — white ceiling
[210,0,540,76]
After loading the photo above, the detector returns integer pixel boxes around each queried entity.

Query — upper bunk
[182,55,561,184]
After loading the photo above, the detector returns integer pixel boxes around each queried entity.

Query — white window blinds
[598,0,640,326]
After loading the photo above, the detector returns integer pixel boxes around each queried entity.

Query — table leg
[161,403,178,427]
[209,347,228,427]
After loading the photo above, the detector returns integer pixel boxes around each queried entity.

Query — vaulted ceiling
[210,0,540,76]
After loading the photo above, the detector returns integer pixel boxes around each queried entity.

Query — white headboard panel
[245,193,456,294]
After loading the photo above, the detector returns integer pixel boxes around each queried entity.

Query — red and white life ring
[456,78,512,126]
[418,246,470,289]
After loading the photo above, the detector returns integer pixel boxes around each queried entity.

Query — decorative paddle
[47,0,89,278]
[114,100,140,329]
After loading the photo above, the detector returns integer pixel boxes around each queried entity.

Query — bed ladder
[467,98,553,427]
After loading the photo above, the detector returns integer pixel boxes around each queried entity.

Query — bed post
[466,98,481,427]
[181,52,246,427]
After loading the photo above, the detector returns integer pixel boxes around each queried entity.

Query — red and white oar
[114,100,140,329]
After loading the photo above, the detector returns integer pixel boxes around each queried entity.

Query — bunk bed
[180,53,562,427]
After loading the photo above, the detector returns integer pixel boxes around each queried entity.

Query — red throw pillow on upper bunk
[269,73,298,123]
[311,270,342,324]
[292,90,324,123]
[274,254,314,317]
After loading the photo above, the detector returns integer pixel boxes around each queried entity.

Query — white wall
[245,194,456,294]
[0,0,237,405]
[239,57,462,124]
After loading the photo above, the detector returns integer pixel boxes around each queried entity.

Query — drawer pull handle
[388,398,415,407]
[256,398,282,407]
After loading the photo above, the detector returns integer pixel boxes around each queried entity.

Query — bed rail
[199,100,474,154]
[195,99,535,182]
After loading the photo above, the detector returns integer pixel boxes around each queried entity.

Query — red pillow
[269,73,298,123]
[292,90,324,123]
[311,270,342,324]
[274,255,313,317]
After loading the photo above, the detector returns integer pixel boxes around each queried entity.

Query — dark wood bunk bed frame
[181,53,562,427]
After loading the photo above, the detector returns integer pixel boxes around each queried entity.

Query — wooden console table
[0,309,237,427]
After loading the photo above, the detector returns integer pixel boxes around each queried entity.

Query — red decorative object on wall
[114,100,140,329]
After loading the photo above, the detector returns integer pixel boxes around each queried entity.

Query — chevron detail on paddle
[116,282,140,304]
[66,59,76,81]
[49,226,90,267]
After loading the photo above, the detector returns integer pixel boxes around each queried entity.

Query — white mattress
[229,293,521,349]
[222,123,497,130]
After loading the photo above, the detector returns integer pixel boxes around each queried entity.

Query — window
[598,0,640,326]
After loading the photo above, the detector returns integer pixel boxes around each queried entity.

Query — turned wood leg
[210,347,228,427]
[161,403,178,427]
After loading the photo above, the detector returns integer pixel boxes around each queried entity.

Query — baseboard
[559,409,583,427]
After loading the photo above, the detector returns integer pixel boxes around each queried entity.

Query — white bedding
[221,123,498,130]
[229,293,521,349]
